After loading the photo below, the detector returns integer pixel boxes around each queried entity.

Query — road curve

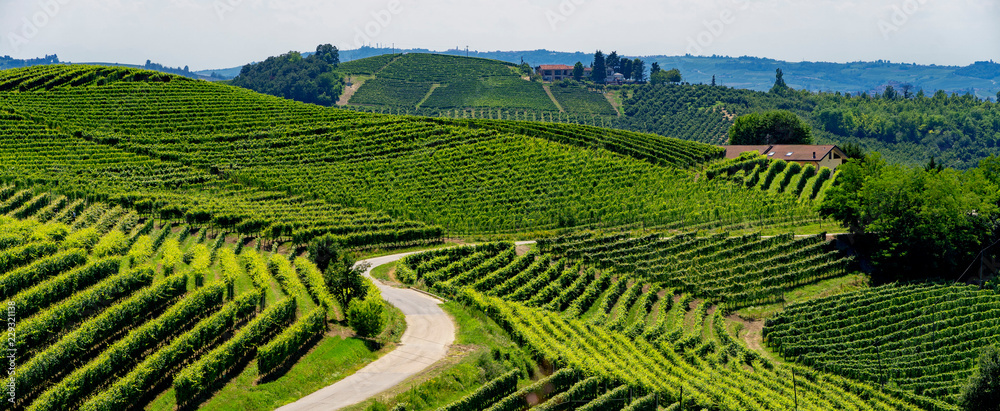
[276,251,455,411]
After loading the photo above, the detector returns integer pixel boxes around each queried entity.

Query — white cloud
[0,0,996,69]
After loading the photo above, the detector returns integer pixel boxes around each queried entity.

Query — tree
[621,58,632,80]
[840,142,866,160]
[315,43,340,65]
[770,68,788,93]
[651,68,681,84]
[996,91,999,102]
[606,51,619,73]
[591,50,606,84]
[631,58,645,82]
[925,156,944,172]
[883,84,898,100]
[573,61,584,81]
[711,75,716,86]
[958,345,1000,411]
[347,280,385,338]
[727,110,813,145]
[818,154,1000,278]
[650,62,661,76]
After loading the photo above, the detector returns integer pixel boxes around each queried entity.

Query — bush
[347,279,385,338]
[959,345,1000,411]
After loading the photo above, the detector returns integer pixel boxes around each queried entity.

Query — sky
[1,0,997,70]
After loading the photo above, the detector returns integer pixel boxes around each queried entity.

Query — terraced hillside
[0,65,818,238]
[346,53,616,115]
[0,186,347,411]
[765,283,1000,405]
[387,242,952,411]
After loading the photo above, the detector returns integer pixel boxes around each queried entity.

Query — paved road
[276,251,454,411]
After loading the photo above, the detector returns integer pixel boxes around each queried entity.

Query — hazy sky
[1,0,997,70]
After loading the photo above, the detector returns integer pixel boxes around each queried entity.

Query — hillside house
[724,145,848,170]
[536,64,575,81]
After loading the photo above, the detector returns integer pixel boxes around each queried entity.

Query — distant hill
[1,54,215,81]
[341,53,616,116]
[200,47,1000,100]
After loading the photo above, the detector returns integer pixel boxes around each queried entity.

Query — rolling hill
[3,61,995,411]
[0,65,815,242]
[341,53,617,116]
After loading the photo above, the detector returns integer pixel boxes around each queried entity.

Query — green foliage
[421,78,556,111]
[591,50,607,84]
[549,84,617,115]
[650,68,681,84]
[307,233,354,274]
[231,46,343,106]
[339,54,399,76]
[728,110,813,145]
[296,256,344,315]
[0,248,86,299]
[14,266,154,356]
[6,256,120,320]
[80,290,261,411]
[14,272,188,403]
[350,78,432,107]
[766,283,1000,403]
[347,279,385,338]
[438,369,520,411]
[257,306,327,375]
[819,154,1000,277]
[959,345,1000,411]
[173,297,297,404]
[92,230,129,257]
[28,282,227,411]
[61,226,100,250]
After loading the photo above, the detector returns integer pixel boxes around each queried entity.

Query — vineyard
[0,65,824,237]
[0,186,345,410]
[765,283,1000,404]
[703,152,839,202]
[344,53,618,115]
[388,242,953,410]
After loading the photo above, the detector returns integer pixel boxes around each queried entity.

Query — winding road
[277,251,455,411]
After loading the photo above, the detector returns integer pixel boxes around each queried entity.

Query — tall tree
[591,50,606,84]
[621,58,633,80]
[572,61,584,81]
[650,62,661,76]
[770,68,788,93]
[728,110,813,145]
[631,58,645,82]
[711,75,716,86]
[883,84,898,100]
[606,51,620,73]
[314,44,340,65]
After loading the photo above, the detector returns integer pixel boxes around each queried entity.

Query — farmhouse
[535,64,575,81]
[724,144,847,170]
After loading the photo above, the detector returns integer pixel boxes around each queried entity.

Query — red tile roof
[764,145,839,161]
[723,145,771,160]
[724,145,845,162]
[538,64,574,71]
